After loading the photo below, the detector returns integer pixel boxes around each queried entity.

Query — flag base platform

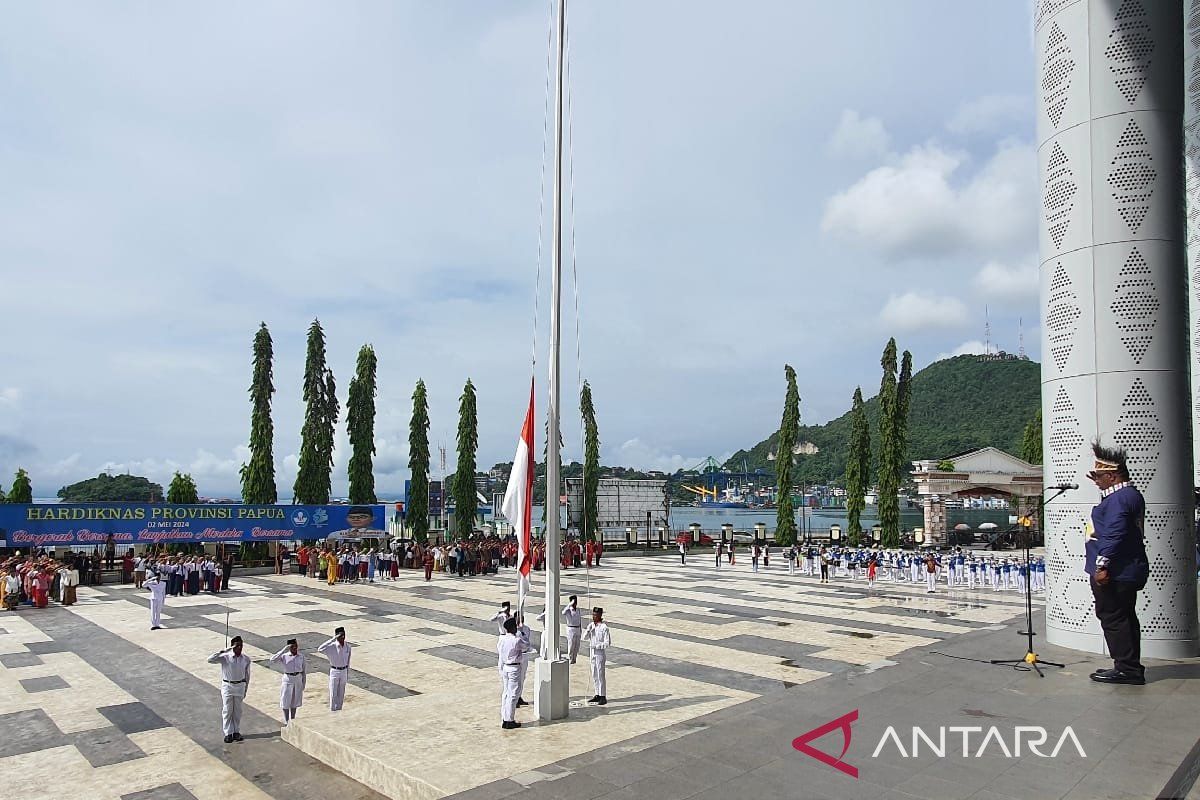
[534,656,570,720]
[281,657,751,799]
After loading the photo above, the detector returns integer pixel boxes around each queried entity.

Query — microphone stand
[989,486,1069,677]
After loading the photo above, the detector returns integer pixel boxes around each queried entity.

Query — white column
[1037,0,1198,658]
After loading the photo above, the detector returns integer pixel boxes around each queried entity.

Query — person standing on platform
[317,626,352,710]
[1086,442,1149,685]
[497,617,522,729]
[269,638,306,725]
[563,595,583,664]
[514,614,533,708]
[489,601,512,634]
[584,606,610,705]
[208,635,251,743]
[147,569,166,630]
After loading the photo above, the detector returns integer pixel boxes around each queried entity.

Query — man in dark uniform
[1085,441,1149,685]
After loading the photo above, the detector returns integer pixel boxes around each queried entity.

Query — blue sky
[0,2,1039,497]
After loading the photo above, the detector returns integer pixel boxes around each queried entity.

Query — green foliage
[581,381,601,542]
[774,365,801,545]
[453,379,479,536]
[240,322,277,504]
[408,380,431,542]
[877,339,900,547]
[8,468,33,504]
[936,459,956,471]
[1020,409,1043,465]
[845,387,869,537]
[347,345,378,505]
[727,355,1041,486]
[58,473,163,502]
[294,319,339,504]
[166,472,199,504]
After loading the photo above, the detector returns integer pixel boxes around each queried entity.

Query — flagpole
[536,0,569,722]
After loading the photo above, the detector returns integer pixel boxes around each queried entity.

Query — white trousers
[926,571,936,592]
[566,627,582,664]
[221,689,245,736]
[329,669,348,711]
[280,676,304,710]
[149,599,163,628]
[591,649,607,697]
[499,665,519,722]
[516,657,528,699]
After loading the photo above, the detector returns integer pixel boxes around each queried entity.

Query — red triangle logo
[792,709,859,779]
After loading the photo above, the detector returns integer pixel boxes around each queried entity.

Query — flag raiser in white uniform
[501,380,535,609]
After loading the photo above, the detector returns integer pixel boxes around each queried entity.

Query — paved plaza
[0,552,1197,800]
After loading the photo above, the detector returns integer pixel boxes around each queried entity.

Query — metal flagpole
[535,0,570,721]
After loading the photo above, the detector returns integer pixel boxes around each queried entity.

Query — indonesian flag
[502,380,535,608]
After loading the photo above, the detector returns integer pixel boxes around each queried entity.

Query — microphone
[1048,483,1078,491]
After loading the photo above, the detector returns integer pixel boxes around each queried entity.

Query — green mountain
[58,473,164,502]
[727,355,1041,484]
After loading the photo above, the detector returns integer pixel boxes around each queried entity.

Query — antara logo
[793,710,1087,779]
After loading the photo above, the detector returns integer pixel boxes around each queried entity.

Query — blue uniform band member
[1085,441,1149,686]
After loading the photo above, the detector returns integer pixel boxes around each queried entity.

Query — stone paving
[0,552,1193,799]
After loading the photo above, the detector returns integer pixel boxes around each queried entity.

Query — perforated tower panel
[1036,0,1198,658]
[1186,1,1200,485]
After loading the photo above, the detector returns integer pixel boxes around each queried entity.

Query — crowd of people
[1,552,82,610]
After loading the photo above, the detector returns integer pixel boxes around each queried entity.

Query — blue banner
[0,504,387,549]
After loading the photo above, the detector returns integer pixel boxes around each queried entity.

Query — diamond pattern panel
[1044,143,1077,249]
[1139,508,1199,640]
[1106,119,1156,233]
[1105,0,1154,104]
[1048,386,1085,486]
[1042,23,1075,129]
[1046,505,1092,633]
[1046,262,1082,372]
[1109,247,1158,363]
[1112,378,1162,491]
[1035,0,1074,32]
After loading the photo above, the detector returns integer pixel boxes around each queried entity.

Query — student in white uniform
[497,617,522,729]
[584,606,611,705]
[208,635,251,743]
[317,626,352,711]
[146,569,166,630]
[270,638,306,725]
[489,601,512,634]
[535,595,583,664]
[514,614,533,708]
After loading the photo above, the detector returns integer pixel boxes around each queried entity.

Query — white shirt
[270,649,307,677]
[318,638,352,669]
[562,604,582,629]
[489,610,511,634]
[497,632,522,669]
[208,649,252,689]
[147,579,166,601]
[584,621,611,651]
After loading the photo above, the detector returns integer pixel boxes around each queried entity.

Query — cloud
[946,94,1030,135]
[933,340,989,363]
[974,260,1038,306]
[879,291,969,332]
[607,438,733,475]
[827,109,890,159]
[820,140,1035,260]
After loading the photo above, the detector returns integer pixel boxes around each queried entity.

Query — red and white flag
[502,380,535,607]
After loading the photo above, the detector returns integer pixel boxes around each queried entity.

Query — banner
[0,504,387,549]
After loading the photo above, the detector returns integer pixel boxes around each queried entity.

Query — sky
[0,1,1040,499]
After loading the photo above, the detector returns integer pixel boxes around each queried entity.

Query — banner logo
[792,709,859,779]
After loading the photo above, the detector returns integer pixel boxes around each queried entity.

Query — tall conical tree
[240,322,277,504]
[877,338,900,546]
[347,345,378,505]
[294,319,338,504]
[774,365,801,545]
[580,381,600,542]
[167,472,199,503]
[1021,409,1043,465]
[7,468,32,503]
[453,379,478,536]
[845,387,870,542]
[408,380,431,542]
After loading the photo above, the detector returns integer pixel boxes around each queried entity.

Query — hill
[58,473,164,502]
[726,355,1041,483]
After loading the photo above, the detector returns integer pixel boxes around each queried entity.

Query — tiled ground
[0,552,1080,799]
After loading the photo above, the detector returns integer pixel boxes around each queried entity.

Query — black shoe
[224,735,234,743]
[516,699,529,707]
[150,626,161,630]
[510,721,521,728]
[587,695,600,703]
[596,696,607,705]
[1092,667,1116,677]
[501,721,513,729]
[1090,670,1145,685]
[232,733,244,741]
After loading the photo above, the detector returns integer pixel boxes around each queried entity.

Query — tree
[294,319,339,504]
[347,345,378,504]
[58,474,162,502]
[8,468,32,503]
[453,379,478,536]
[167,472,199,504]
[845,387,870,541]
[240,322,277,504]
[542,419,563,524]
[580,381,600,542]
[1021,409,1043,465]
[774,365,801,545]
[877,339,900,547]
[408,380,431,542]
